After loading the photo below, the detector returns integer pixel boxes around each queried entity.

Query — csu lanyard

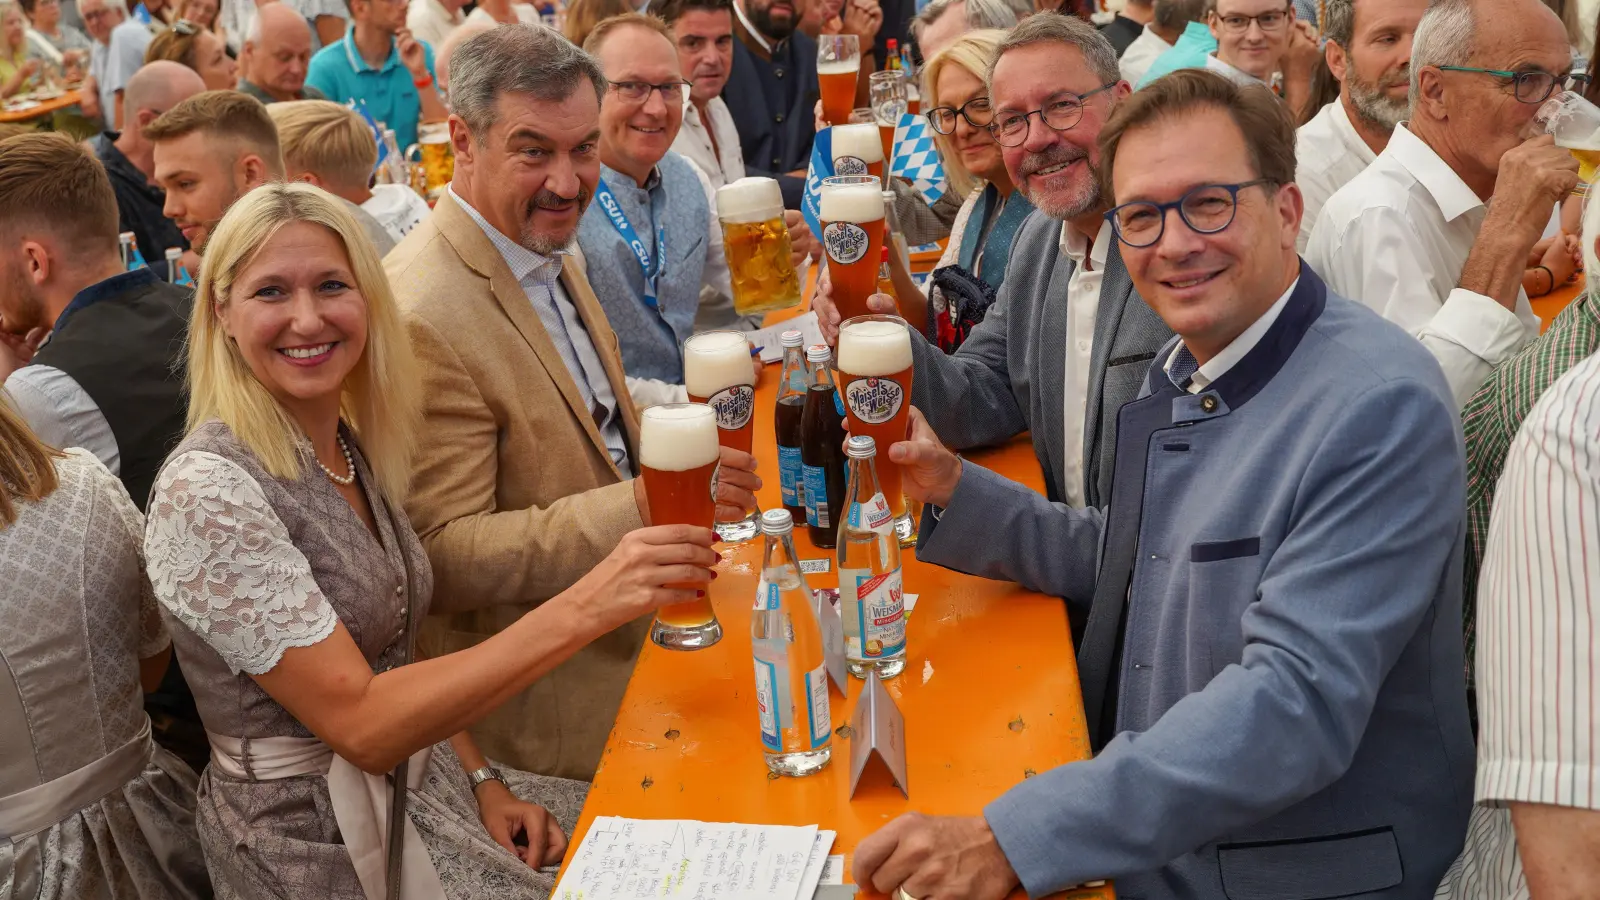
[595,176,668,310]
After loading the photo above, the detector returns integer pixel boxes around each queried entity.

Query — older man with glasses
[1307,0,1578,408]
[578,12,751,407]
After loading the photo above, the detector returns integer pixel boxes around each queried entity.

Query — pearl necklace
[318,433,356,486]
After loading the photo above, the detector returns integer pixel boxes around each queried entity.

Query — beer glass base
[716,512,760,544]
[764,747,833,777]
[847,655,906,680]
[894,510,917,547]
[651,617,724,650]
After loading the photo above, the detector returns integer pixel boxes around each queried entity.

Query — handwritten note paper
[556,817,834,900]
[750,312,827,364]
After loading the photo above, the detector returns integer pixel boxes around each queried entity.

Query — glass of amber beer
[817,34,860,126]
[819,175,887,322]
[716,177,802,315]
[831,122,885,187]
[641,403,724,650]
[684,331,759,544]
[836,315,916,545]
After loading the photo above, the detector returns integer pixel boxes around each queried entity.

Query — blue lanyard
[595,176,668,310]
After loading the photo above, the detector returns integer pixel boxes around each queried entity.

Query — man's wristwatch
[467,766,504,791]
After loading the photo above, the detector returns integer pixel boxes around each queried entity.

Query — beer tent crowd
[1,0,1599,896]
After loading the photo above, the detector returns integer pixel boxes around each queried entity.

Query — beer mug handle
[404,143,423,163]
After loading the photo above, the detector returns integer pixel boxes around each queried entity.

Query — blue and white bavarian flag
[892,112,946,204]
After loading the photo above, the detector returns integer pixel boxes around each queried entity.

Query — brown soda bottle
[799,344,849,548]
[774,330,809,525]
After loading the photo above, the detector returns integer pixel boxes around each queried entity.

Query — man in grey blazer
[814,14,1173,511]
[854,71,1474,900]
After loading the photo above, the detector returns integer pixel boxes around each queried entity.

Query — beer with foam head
[641,403,724,649]
[831,123,885,186]
[685,331,759,544]
[817,35,860,126]
[716,177,802,315]
[819,175,887,322]
[836,316,915,543]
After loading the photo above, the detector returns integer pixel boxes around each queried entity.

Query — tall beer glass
[817,34,860,126]
[1535,90,1600,194]
[819,175,887,322]
[832,122,884,186]
[717,177,802,315]
[869,70,907,168]
[836,315,916,545]
[685,331,759,544]
[641,403,724,650]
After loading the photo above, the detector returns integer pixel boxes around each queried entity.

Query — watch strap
[467,766,503,790]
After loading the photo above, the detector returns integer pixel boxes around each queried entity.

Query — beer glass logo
[709,385,755,430]
[834,155,868,176]
[823,222,869,264]
[844,377,903,425]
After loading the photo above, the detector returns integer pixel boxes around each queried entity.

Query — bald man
[238,2,327,103]
[90,59,205,279]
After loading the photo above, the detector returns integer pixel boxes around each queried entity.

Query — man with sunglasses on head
[814,15,1172,587]
[579,13,755,404]
[1307,0,1576,407]
[854,68,1473,900]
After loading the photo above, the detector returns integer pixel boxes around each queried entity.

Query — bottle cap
[806,344,832,363]
[880,246,890,263]
[164,247,182,261]
[846,434,878,459]
[781,329,804,348]
[119,232,135,244]
[760,508,794,535]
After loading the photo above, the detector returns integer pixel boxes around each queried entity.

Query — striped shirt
[1435,346,1600,900]
[1460,293,1599,697]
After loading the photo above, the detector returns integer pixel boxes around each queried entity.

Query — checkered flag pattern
[892,113,946,204]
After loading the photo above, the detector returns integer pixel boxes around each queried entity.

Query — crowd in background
[1,0,1598,897]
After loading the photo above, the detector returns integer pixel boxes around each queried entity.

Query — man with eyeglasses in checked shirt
[1307,0,1583,408]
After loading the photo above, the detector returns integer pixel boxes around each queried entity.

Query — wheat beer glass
[641,403,724,650]
[819,175,887,322]
[685,331,759,544]
[836,315,916,544]
[1535,91,1600,194]
[716,177,802,315]
[831,122,885,186]
[869,70,907,168]
[817,34,860,126]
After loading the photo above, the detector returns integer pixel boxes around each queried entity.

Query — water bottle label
[805,664,831,749]
[843,377,904,426]
[707,384,755,431]
[852,569,906,659]
[787,368,808,393]
[753,573,780,610]
[833,389,846,418]
[802,464,830,527]
[753,657,781,752]
[779,445,803,507]
[848,492,895,536]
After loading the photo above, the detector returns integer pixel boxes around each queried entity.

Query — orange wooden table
[1535,276,1583,333]
[561,333,1113,899]
[0,89,81,125]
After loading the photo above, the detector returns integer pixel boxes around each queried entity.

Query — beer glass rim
[822,174,882,190]
[684,330,751,353]
[818,33,860,53]
[641,401,717,420]
[869,70,906,85]
[840,313,910,331]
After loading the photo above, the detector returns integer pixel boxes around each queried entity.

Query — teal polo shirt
[1136,21,1218,89]
[306,27,435,149]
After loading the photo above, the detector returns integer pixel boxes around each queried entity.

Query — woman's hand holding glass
[566,525,720,634]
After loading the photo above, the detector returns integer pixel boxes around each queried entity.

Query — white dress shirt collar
[1165,277,1299,393]
[1058,219,1112,271]
[1384,122,1484,223]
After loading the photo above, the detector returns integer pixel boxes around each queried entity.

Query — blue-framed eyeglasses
[1436,65,1593,104]
[1105,180,1276,248]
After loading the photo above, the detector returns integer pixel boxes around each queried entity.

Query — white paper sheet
[556,816,824,900]
[750,311,827,364]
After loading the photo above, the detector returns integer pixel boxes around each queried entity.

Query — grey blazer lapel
[1034,221,1073,498]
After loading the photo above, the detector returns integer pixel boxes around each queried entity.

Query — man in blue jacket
[856,69,1474,900]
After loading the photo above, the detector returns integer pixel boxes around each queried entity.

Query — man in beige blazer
[386,25,759,781]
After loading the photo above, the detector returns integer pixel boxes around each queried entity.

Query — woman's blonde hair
[921,29,1006,198]
[0,397,62,528]
[188,182,422,502]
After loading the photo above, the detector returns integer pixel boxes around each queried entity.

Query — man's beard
[1347,66,1409,134]
[518,187,590,256]
[749,1,795,41]
[1017,143,1101,221]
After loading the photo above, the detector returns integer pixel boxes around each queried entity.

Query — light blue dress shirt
[1136,21,1219,89]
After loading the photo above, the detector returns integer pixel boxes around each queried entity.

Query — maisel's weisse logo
[708,385,755,430]
[834,155,868,177]
[844,377,903,425]
[824,222,869,265]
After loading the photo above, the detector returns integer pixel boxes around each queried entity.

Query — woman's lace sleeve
[144,449,340,675]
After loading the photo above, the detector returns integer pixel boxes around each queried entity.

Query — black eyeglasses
[987,84,1117,147]
[1437,65,1594,105]
[925,97,994,135]
[1105,180,1276,248]
[609,79,693,104]
[1212,7,1291,34]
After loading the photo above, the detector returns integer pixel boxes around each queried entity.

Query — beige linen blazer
[387,193,645,782]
